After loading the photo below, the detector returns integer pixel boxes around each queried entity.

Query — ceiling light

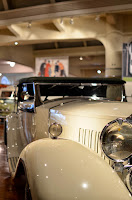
[95,15,100,21]
[70,17,74,25]
[97,70,101,74]
[60,18,63,25]
[0,73,2,76]
[82,183,88,189]
[27,22,32,28]
[79,56,83,61]
[10,62,15,67]
[15,42,18,45]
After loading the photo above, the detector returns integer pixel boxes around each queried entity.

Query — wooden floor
[0,123,24,200]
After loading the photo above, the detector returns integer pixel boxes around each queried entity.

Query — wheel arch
[15,158,27,178]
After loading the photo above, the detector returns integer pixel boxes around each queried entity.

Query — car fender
[17,138,131,200]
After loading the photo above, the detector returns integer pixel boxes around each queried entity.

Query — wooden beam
[0,0,132,26]
[50,0,56,3]
[83,41,87,47]
[7,25,20,37]
[54,42,58,49]
[34,46,105,57]
[53,19,65,32]
[2,0,9,10]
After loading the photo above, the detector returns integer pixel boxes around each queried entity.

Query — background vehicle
[5,77,132,200]
[0,85,15,119]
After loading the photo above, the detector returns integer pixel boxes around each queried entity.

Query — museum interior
[0,0,132,200]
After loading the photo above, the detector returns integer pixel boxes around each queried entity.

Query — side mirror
[19,91,34,113]
[21,91,30,101]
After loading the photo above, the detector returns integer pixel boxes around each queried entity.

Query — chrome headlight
[100,118,132,162]
[49,122,62,139]
[124,167,132,194]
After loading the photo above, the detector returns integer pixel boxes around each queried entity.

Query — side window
[18,83,35,112]
[106,85,123,101]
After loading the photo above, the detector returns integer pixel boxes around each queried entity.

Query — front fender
[19,139,131,200]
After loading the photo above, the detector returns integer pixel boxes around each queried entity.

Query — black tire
[25,182,32,200]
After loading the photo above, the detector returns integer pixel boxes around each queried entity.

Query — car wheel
[25,182,32,200]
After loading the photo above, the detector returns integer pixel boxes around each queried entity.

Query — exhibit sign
[122,43,132,81]
[35,57,69,77]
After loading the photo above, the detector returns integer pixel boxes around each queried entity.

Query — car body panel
[6,113,26,160]
[49,100,132,141]
[7,98,132,171]
[5,77,132,199]
[19,139,131,200]
[48,99,132,164]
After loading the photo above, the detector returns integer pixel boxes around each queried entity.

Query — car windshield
[37,83,124,101]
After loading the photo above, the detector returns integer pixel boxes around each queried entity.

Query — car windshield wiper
[91,85,103,92]
[48,85,57,90]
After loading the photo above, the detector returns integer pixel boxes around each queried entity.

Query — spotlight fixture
[79,56,83,61]
[95,15,100,21]
[70,17,74,25]
[10,62,15,67]
[97,70,101,74]
[27,22,32,28]
[60,18,63,25]
[15,42,18,45]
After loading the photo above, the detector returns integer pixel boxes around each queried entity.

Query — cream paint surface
[49,99,132,162]
[7,99,132,161]
[49,100,132,141]
[6,98,132,199]
[6,113,25,159]
[35,98,78,139]
[20,139,131,200]
[50,100,132,120]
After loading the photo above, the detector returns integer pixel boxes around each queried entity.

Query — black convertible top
[18,77,125,85]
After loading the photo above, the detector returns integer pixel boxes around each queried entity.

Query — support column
[105,50,122,77]
[105,14,123,78]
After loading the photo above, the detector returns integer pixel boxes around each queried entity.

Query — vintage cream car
[5,77,132,200]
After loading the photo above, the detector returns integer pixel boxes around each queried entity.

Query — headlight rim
[100,118,132,162]
[124,166,132,195]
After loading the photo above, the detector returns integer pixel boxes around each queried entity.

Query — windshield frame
[35,82,126,106]
[17,81,126,111]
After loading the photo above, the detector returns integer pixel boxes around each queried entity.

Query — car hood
[50,99,132,120]
[49,99,132,143]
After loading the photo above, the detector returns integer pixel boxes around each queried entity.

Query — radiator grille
[78,128,113,165]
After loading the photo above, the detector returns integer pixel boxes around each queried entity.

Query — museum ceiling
[0,0,132,51]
